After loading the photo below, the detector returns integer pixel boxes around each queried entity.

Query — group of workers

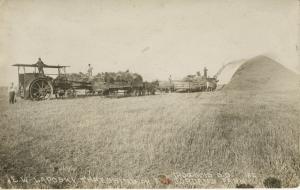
[8,57,94,104]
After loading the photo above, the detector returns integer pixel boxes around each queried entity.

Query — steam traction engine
[12,63,93,100]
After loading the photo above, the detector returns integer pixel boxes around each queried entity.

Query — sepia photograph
[0,0,300,188]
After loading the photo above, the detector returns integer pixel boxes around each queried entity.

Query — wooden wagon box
[173,81,205,92]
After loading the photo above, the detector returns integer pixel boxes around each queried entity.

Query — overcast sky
[0,0,299,86]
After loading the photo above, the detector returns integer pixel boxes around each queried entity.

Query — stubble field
[0,89,300,188]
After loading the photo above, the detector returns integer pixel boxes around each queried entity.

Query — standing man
[36,57,45,74]
[203,67,208,79]
[168,75,172,83]
[168,75,172,93]
[8,82,16,104]
[87,64,93,77]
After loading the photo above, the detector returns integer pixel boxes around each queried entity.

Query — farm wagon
[12,63,146,100]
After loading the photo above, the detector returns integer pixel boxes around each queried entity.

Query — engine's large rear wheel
[29,78,53,100]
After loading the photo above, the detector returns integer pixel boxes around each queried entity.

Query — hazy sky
[0,0,299,86]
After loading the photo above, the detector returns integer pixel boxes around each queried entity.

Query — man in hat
[87,64,93,77]
[36,57,45,74]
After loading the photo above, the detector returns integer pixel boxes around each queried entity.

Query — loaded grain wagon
[91,78,108,94]
[158,66,218,93]
[91,72,144,97]
[173,80,206,92]
[158,81,174,92]
[171,67,218,92]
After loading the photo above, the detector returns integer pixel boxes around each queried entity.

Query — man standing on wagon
[87,64,93,77]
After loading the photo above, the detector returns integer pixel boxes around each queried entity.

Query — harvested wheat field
[1,56,300,188]
[1,84,300,188]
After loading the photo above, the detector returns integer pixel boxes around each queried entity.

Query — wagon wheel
[29,78,53,100]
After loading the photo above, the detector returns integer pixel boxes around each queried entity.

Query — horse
[143,81,159,95]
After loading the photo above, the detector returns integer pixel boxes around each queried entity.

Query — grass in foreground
[0,90,299,188]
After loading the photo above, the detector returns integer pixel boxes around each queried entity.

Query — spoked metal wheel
[29,78,53,100]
